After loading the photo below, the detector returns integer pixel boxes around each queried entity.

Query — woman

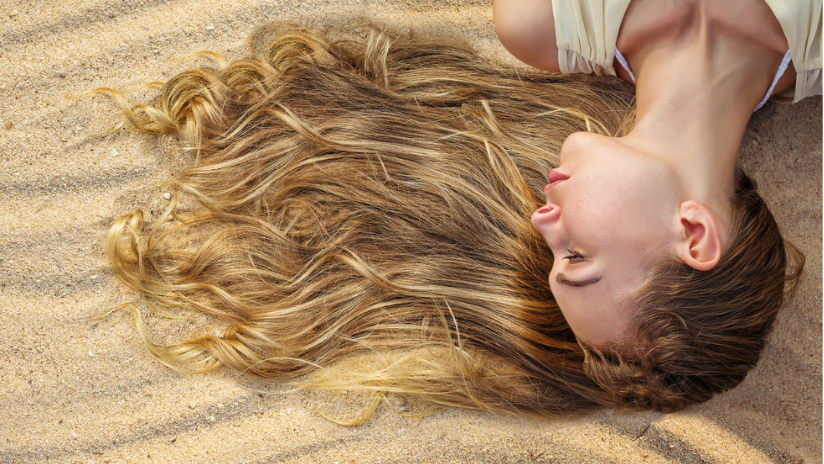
[494,0,819,346]
[104,20,802,415]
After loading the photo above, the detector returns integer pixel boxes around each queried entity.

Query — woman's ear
[677,201,723,271]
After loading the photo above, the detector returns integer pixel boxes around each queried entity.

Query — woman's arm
[493,0,560,72]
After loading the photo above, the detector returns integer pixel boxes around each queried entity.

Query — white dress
[552,0,822,103]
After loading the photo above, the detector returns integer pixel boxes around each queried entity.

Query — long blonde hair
[105,22,636,414]
[106,22,802,415]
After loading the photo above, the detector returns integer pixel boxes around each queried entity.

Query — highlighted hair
[103,22,799,415]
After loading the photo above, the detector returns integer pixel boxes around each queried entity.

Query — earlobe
[677,201,723,271]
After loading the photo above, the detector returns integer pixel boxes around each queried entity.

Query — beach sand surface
[0,1,820,462]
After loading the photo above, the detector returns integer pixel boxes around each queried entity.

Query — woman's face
[532,132,682,346]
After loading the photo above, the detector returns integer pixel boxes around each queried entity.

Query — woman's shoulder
[493,0,561,72]
[494,0,686,79]
[553,0,632,75]
[494,0,636,75]
[763,0,823,102]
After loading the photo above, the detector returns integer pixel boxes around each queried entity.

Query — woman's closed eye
[563,249,587,263]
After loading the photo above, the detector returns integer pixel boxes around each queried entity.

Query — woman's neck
[617,1,790,208]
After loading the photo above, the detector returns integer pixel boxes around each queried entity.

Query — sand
[0,1,820,462]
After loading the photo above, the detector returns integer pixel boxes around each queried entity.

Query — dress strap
[754,50,792,112]
[614,48,636,84]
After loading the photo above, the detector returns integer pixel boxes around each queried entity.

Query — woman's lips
[543,169,569,195]
[547,169,569,183]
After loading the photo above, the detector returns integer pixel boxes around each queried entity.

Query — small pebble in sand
[112,149,118,157]
[4,122,11,129]
[163,193,171,200]
[188,402,196,409]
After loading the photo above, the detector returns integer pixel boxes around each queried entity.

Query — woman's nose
[531,203,560,226]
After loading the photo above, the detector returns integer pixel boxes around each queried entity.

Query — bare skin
[617,0,793,216]
[495,0,794,210]
[494,0,797,345]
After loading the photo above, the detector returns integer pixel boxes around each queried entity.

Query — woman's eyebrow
[556,273,602,287]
